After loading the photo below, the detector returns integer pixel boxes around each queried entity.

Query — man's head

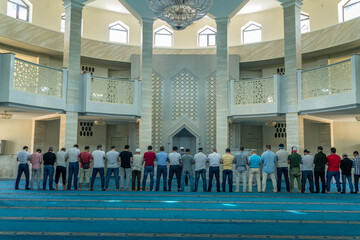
[291,146,297,153]
[279,143,284,149]
[135,148,141,154]
[173,146,178,152]
[303,149,310,155]
[266,145,271,151]
[239,146,244,152]
[186,149,190,154]
[251,149,257,155]
[124,145,129,150]
[317,146,323,153]
[353,151,359,157]
[180,147,185,152]
[226,148,231,153]
[48,147,54,152]
[97,144,102,150]
[148,145,153,151]
[36,149,42,153]
[74,144,79,148]
[160,146,164,152]
[330,147,336,154]
[342,153,348,159]
[61,148,66,152]
[84,146,90,152]
[212,148,217,153]
[23,146,28,151]
[111,146,116,150]
[198,147,203,152]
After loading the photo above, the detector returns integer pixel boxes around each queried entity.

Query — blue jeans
[326,171,341,192]
[222,170,233,192]
[277,167,290,192]
[208,166,220,192]
[43,165,54,190]
[195,169,207,192]
[15,164,29,189]
[156,165,167,191]
[342,175,354,193]
[105,168,119,190]
[301,170,314,193]
[67,162,79,190]
[181,170,194,192]
[142,166,154,191]
[91,168,105,190]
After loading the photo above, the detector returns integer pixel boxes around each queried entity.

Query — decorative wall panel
[234,77,274,105]
[302,60,352,100]
[151,72,163,151]
[171,69,198,122]
[90,76,134,104]
[206,72,216,154]
[13,58,63,98]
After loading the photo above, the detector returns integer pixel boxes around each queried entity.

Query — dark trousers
[222,170,233,192]
[314,170,326,193]
[301,170,314,193]
[15,164,29,189]
[43,165,54,190]
[168,165,181,190]
[342,175,354,193]
[208,166,220,192]
[277,167,290,192]
[355,174,360,193]
[91,168,105,190]
[195,169,207,192]
[105,168,119,190]
[156,165,167,191]
[326,171,341,193]
[132,170,141,190]
[55,166,66,185]
[67,162,79,190]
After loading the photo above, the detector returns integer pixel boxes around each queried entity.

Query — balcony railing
[234,76,274,105]
[301,59,352,100]
[89,76,135,105]
[13,58,64,98]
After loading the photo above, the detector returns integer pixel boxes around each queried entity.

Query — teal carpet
[0,178,359,240]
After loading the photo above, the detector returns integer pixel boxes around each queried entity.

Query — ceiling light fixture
[265,120,277,127]
[355,115,360,121]
[94,119,106,125]
[0,111,13,120]
[147,0,213,31]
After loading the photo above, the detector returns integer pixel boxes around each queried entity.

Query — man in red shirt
[326,147,342,193]
[79,146,93,190]
[142,146,156,191]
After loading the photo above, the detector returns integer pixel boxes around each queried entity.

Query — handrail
[302,59,351,73]
[15,57,63,72]
[235,76,273,82]
[91,75,133,82]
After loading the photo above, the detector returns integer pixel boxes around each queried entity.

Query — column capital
[215,17,230,24]
[278,0,303,9]
[141,17,155,25]
[63,0,85,10]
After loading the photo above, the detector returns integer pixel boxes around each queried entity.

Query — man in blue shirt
[248,150,261,192]
[155,146,168,191]
[260,145,277,192]
[15,146,31,190]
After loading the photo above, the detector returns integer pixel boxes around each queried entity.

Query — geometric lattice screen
[206,72,216,154]
[151,72,163,152]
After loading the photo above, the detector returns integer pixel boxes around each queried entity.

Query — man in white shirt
[208,149,221,192]
[90,145,106,191]
[55,148,67,190]
[194,148,208,192]
[105,146,120,191]
[168,146,182,191]
[15,146,30,190]
[66,144,80,190]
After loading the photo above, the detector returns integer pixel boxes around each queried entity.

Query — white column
[139,18,154,152]
[62,0,84,149]
[215,17,230,153]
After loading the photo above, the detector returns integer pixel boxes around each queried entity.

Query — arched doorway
[171,128,197,156]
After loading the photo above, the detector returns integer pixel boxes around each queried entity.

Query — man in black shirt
[340,154,355,194]
[119,145,133,191]
[43,147,57,190]
[313,146,327,193]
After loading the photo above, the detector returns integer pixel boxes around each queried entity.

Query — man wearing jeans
[168,146,182,192]
[276,143,290,193]
[42,147,56,190]
[353,151,360,194]
[66,144,80,190]
[301,149,314,193]
[221,148,234,192]
[30,149,42,190]
[90,145,106,191]
[15,146,30,190]
[105,146,120,191]
[55,148,67,191]
[132,149,144,191]
[119,145,133,191]
[208,149,221,192]
[194,148,207,192]
[326,147,341,193]
[340,154,355,194]
[248,150,261,192]
[260,145,277,192]
[142,146,156,191]
[180,149,195,192]
[234,146,248,192]
[155,146,168,191]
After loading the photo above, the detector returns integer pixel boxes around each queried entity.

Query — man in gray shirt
[105,146,120,191]
[301,149,314,193]
[208,149,221,192]
[180,149,195,192]
[55,148,67,190]
[168,146,182,191]
[234,146,249,193]
[91,145,106,191]
[66,144,80,190]
[15,146,30,190]
[276,143,290,193]
[194,148,207,192]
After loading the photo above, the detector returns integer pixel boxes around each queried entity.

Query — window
[154,26,173,47]
[60,13,65,33]
[109,21,129,44]
[7,0,31,21]
[301,13,310,33]
[198,26,216,47]
[241,21,262,44]
[342,0,360,21]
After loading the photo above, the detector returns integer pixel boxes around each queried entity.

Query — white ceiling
[238,0,281,15]
[87,0,130,14]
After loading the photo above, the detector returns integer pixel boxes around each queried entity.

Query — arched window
[60,13,65,33]
[342,0,360,21]
[301,13,310,33]
[154,26,173,47]
[7,0,31,21]
[198,26,216,47]
[109,21,129,44]
[241,21,262,44]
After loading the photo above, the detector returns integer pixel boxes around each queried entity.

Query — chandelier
[0,111,13,120]
[147,0,213,31]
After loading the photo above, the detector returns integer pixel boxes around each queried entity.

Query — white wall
[0,119,33,154]
[333,121,360,156]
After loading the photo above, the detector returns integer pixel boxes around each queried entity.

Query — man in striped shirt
[353,151,360,194]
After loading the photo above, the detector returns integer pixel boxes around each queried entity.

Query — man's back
[314,152,327,172]
[222,153,234,171]
[327,154,341,171]
[301,155,314,171]
[169,152,181,165]
[56,151,67,167]
[156,151,168,166]
[208,152,221,167]
[340,158,353,176]
[106,151,119,168]
[133,155,144,171]
[194,152,207,171]
[276,149,289,168]
[67,148,80,162]
[182,154,194,172]
[261,151,276,174]
[288,153,301,169]
[234,152,248,171]
[144,151,156,166]
[30,152,42,169]
[92,150,105,168]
